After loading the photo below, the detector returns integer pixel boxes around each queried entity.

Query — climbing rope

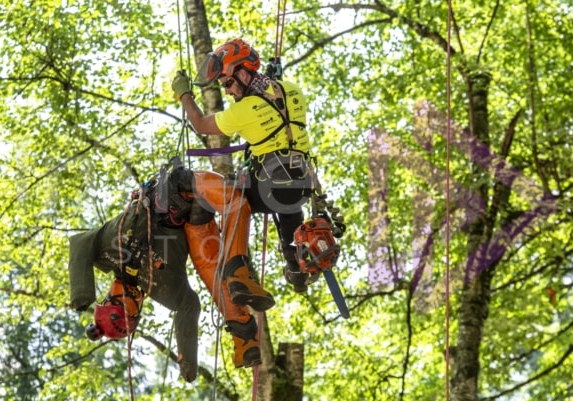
[251,213,269,401]
[249,3,289,400]
[175,0,194,167]
[210,313,223,401]
[159,317,175,401]
[211,179,240,400]
[115,187,154,401]
[445,0,453,399]
[274,0,288,61]
[176,0,185,70]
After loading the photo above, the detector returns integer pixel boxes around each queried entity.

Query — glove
[171,70,192,100]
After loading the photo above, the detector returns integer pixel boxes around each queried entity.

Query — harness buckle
[289,152,303,169]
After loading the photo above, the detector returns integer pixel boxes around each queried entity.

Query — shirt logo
[261,116,275,127]
[252,103,268,111]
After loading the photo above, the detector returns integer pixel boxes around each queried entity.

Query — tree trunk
[255,312,276,400]
[253,333,304,401]
[252,296,304,400]
[270,342,304,401]
[451,72,495,401]
[184,0,233,175]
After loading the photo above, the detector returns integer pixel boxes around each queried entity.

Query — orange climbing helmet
[194,39,260,87]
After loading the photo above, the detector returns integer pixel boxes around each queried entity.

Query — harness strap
[250,81,305,148]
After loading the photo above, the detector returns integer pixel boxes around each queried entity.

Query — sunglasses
[221,78,235,89]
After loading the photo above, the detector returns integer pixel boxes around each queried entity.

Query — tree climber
[68,159,273,373]
[68,176,201,382]
[171,38,313,294]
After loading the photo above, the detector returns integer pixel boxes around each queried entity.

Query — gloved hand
[171,70,193,100]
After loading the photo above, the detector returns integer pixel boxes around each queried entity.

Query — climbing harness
[250,80,306,150]
[85,185,161,342]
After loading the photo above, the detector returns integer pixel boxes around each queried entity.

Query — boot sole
[293,285,308,293]
[234,346,262,368]
[242,358,262,368]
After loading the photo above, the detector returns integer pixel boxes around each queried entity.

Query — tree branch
[482,345,573,400]
[492,248,570,292]
[476,0,501,64]
[0,74,181,123]
[373,0,455,55]
[0,341,113,381]
[140,333,239,401]
[399,288,414,400]
[287,1,457,69]
[506,320,573,365]
[286,18,391,69]
[0,110,144,220]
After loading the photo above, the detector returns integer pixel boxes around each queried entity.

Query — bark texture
[451,72,495,401]
[272,342,304,401]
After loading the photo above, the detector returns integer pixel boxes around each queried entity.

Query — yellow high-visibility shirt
[215,80,311,157]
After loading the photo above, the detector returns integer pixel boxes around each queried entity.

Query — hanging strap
[186,143,247,157]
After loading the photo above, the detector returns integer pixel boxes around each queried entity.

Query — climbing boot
[227,317,261,368]
[283,245,309,293]
[284,262,309,293]
[223,255,275,312]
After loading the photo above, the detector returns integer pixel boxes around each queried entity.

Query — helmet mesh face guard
[194,52,224,87]
[294,217,340,274]
[92,303,140,340]
[194,39,260,87]
[85,279,143,341]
